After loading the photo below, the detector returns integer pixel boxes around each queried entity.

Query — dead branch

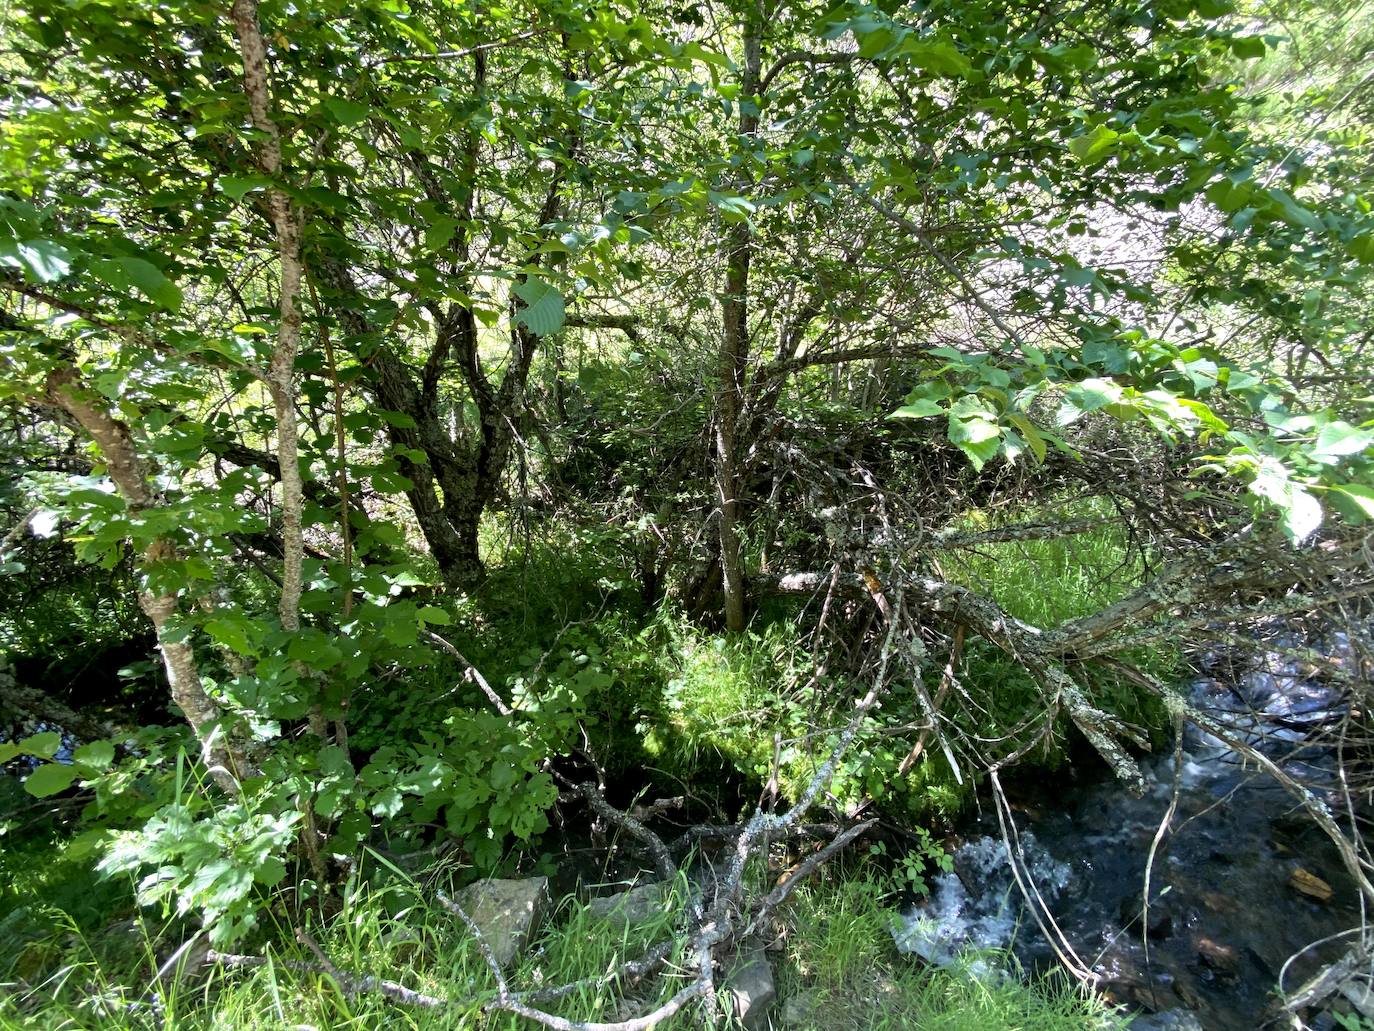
[425,631,513,716]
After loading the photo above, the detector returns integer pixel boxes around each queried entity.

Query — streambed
[893,631,1366,1030]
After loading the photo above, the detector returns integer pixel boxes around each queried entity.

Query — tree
[2,0,1371,982]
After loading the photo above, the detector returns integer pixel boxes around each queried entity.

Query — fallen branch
[574,783,677,885]
[426,631,513,716]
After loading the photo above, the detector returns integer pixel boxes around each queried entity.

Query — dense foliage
[1,0,1371,1025]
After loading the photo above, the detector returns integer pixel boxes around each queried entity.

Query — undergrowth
[0,841,1127,1031]
[937,498,1180,765]
[0,498,1184,1027]
[345,498,1184,838]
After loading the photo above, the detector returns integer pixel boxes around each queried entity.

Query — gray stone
[453,876,549,968]
[779,988,819,1027]
[727,944,776,1030]
[1129,1010,1205,1031]
[586,882,668,927]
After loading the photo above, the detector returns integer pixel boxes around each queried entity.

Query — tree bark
[714,10,762,632]
[230,0,307,634]
[44,369,255,792]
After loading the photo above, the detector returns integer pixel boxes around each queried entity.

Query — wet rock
[1101,978,1153,1010]
[1244,945,1277,979]
[1120,897,1175,940]
[586,882,668,927]
[1289,867,1334,902]
[727,943,776,1029]
[1173,980,1205,1011]
[1200,890,1239,914]
[453,876,549,968]
[1130,1008,1205,1031]
[1195,936,1239,976]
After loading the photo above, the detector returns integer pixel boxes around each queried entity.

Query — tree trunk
[714,12,762,632]
[45,369,256,792]
[230,0,307,635]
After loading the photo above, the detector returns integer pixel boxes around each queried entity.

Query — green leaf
[1230,36,1265,59]
[950,434,1001,470]
[381,10,438,53]
[66,828,109,859]
[1330,484,1374,524]
[707,192,756,218]
[219,175,271,201]
[889,399,944,419]
[0,239,74,283]
[73,740,116,770]
[18,731,61,758]
[24,762,78,797]
[288,631,343,669]
[424,217,461,252]
[371,469,414,494]
[377,410,418,429]
[1312,422,1374,462]
[255,856,287,886]
[417,605,451,625]
[513,277,566,336]
[324,97,372,126]
[947,401,1002,471]
[205,615,260,657]
[1069,125,1119,163]
[90,257,182,310]
[948,414,1001,445]
[1057,377,1122,424]
[894,38,972,77]
[1008,413,1047,463]
[1265,190,1323,233]
[1248,458,1323,542]
[1207,178,1253,214]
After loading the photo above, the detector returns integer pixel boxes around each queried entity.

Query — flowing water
[893,631,1366,1030]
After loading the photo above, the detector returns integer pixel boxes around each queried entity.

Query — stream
[892,630,1366,1030]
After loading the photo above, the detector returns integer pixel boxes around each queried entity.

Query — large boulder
[453,876,549,968]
